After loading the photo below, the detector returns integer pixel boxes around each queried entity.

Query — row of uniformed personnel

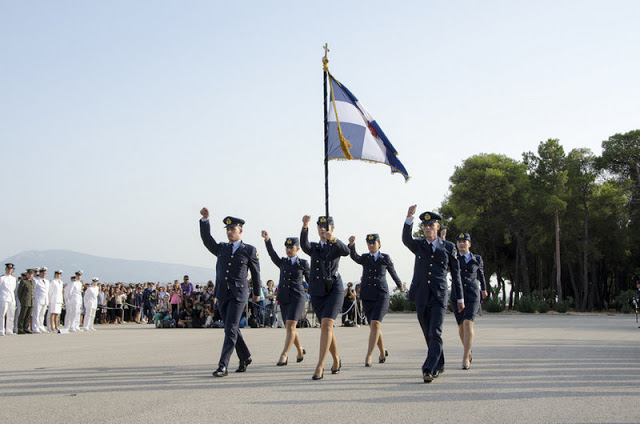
[198,206,487,383]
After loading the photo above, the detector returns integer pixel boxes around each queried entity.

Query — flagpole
[322,43,330,218]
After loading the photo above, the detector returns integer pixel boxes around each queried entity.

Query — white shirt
[48,279,64,306]
[84,285,99,306]
[33,278,50,305]
[0,274,17,303]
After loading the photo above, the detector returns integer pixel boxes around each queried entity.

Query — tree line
[437,129,640,312]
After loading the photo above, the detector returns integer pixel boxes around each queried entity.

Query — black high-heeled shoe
[331,358,342,374]
[379,349,389,363]
[312,369,324,380]
[297,348,306,363]
[276,357,288,366]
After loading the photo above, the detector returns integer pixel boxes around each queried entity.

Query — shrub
[484,297,505,313]
[389,292,416,312]
[515,295,536,313]
[553,298,572,313]
[615,290,637,311]
[621,303,632,314]
[536,300,551,313]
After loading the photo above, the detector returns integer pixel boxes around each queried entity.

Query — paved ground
[1,312,639,423]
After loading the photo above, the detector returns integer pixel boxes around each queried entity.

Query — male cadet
[0,263,18,336]
[64,274,84,332]
[32,267,50,333]
[403,206,464,383]
[17,269,36,334]
[199,207,261,377]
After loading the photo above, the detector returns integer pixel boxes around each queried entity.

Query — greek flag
[327,73,410,181]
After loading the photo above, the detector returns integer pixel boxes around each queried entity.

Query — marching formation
[197,205,488,383]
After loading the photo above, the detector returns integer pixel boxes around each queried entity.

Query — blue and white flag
[327,73,409,181]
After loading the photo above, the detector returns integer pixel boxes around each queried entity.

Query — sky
[1,1,639,286]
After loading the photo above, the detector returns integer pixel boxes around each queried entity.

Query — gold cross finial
[322,43,329,66]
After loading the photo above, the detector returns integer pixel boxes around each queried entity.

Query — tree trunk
[580,195,589,311]
[555,209,563,300]
[516,231,531,296]
[564,239,579,309]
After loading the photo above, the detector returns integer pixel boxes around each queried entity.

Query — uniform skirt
[310,283,343,320]
[363,295,390,323]
[453,297,480,325]
[280,297,306,322]
[50,303,62,314]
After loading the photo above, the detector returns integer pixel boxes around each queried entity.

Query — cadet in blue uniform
[262,231,309,366]
[300,215,350,380]
[451,232,488,370]
[348,233,403,367]
[199,207,261,377]
[402,206,464,383]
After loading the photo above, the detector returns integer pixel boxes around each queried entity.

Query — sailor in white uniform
[83,278,100,331]
[32,267,50,333]
[64,273,84,332]
[0,264,17,336]
[48,270,64,332]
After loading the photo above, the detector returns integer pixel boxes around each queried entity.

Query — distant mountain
[1,250,214,284]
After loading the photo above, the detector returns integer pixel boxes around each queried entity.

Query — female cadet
[348,234,403,367]
[452,232,488,369]
[261,231,309,366]
[300,215,350,380]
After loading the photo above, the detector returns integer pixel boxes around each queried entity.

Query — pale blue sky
[2,1,639,284]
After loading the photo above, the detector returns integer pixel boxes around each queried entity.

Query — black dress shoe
[276,357,288,366]
[433,368,444,378]
[236,357,252,373]
[423,369,434,383]
[312,370,324,380]
[212,366,228,377]
[297,348,306,363]
[365,362,371,367]
[331,358,342,374]
[462,365,470,370]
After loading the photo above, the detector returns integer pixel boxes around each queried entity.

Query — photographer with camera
[342,283,356,326]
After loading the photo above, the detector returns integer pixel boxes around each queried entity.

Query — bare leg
[366,320,382,364]
[462,320,474,367]
[279,320,297,362]
[377,326,386,360]
[315,318,339,376]
[458,323,464,344]
[292,328,304,358]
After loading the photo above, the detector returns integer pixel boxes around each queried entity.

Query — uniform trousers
[32,302,48,331]
[66,303,82,331]
[83,305,97,330]
[18,305,33,333]
[0,301,16,335]
[217,298,251,368]
[415,295,446,374]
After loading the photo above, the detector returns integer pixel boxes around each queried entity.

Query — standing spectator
[0,263,17,336]
[106,286,116,323]
[342,283,356,326]
[98,285,107,324]
[263,280,277,328]
[48,270,64,332]
[181,275,193,298]
[134,285,144,323]
[170,281,182,322]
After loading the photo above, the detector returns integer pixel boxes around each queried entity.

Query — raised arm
[262,232,283,267]
[402,205,419,253]
[199,207,220,256]
[348,236,364,264]
[300,215,312,255]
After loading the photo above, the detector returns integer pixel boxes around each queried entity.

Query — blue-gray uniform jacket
[402,223,463,308]
[199,219,261,302]
[349,245,402,302]
[453,253,487,304]
[300,228,350,297]
[264,239,310,304]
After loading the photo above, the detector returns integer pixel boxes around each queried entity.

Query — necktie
[429,243,434,254]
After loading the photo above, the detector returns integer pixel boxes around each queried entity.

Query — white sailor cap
[75,270,83,275]
[92,277,99,282]
[55,270,63,274]
[41,267,48,271]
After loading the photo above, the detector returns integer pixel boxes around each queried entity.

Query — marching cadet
[199,207,261,377]
[300,215,350,380]
[402,206,464,383]
[48,270,64,332]
[347,234,403,367]
[64,274,83,332]
[32,267,50,333]
[83,278,100,331]
[452,233,488,370]
[0,263,17,336]
[17,269,36,334]
[261,231,309,366]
